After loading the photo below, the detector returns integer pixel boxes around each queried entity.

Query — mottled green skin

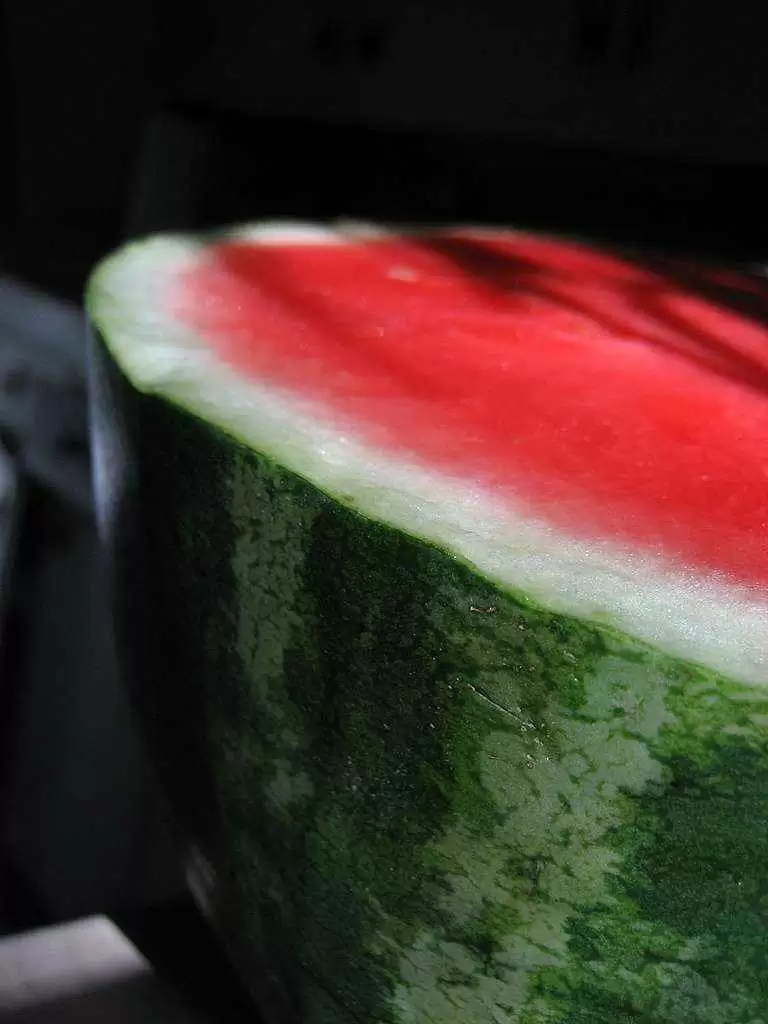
[91,337,768,1024]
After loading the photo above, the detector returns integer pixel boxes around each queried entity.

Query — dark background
[0,0,766,1018]
[2,0,768,298]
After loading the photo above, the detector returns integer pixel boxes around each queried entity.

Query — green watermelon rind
[86,224,768,1023]
[88,325,768,1024]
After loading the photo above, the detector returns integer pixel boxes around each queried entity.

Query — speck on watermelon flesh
[86,223,768,1024]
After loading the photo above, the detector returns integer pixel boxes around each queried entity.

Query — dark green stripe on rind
[91,332,768,1024]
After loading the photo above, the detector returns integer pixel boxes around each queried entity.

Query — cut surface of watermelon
[86,223,768,1024]
[88,223,768,685]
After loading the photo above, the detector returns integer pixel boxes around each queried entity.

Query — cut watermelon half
[87,223,768,1024]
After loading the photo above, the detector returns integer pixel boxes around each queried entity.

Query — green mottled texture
[95,340,768,1024]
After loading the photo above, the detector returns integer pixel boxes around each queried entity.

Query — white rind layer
[87,225,768,686]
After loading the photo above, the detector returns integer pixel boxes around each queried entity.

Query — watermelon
[86,223,768,1024]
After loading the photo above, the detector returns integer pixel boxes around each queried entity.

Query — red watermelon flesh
[176,229,768,589]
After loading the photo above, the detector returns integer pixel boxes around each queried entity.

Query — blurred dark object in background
[0,276,181,928]
[0,0,766,1017]
[127,108,768,262]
